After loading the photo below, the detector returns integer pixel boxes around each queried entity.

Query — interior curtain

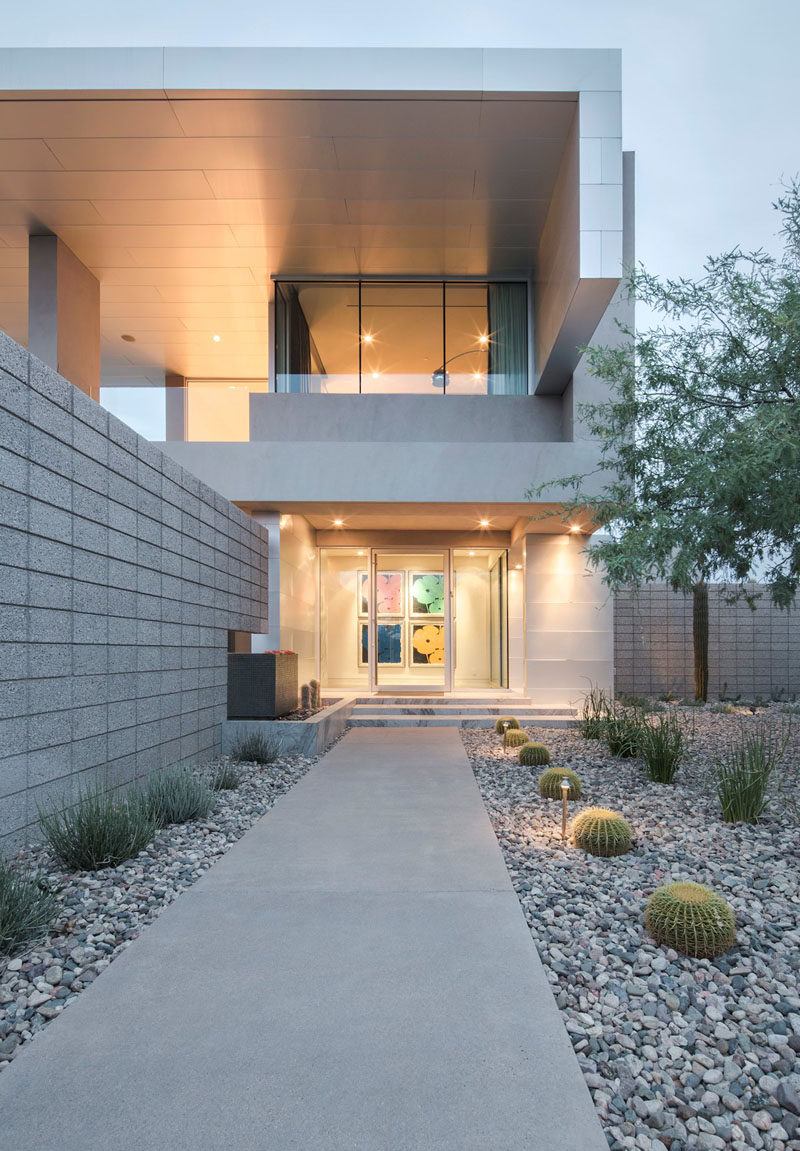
[275,284,311,393]
[487,283,528,395]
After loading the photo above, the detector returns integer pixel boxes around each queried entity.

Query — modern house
[0,46,633,708]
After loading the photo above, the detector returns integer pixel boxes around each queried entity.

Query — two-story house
[0,46,632,707]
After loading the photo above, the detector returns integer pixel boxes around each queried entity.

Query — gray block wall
[615,584,800,699]
[0,331,269,850]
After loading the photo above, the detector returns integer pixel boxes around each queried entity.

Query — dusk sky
[3,0,798,279]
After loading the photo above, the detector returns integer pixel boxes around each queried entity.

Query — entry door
[369,549,452,692]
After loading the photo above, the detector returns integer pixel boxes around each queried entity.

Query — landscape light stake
[502,720,511,750]
[561,778,570,841]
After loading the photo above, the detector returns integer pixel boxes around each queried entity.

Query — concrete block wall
[0,331,269,850]
[615,584,800,699]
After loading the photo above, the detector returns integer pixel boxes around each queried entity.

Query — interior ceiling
[0,92,575,381]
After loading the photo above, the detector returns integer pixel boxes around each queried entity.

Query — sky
[2,0,798,281]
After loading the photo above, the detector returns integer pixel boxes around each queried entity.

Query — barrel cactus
[538,765,581,798]
[572,807,632,857]
[504,729,530,749]
[518,742,551,767]
[495,716,520,734]
[645,882,736,958]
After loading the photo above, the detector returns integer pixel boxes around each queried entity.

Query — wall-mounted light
[361,332,374,344]
[333,519,344,527]
[371,371,381,380]
[478,333,489,348]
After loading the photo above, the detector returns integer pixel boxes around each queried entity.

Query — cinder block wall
[0,332,269,850]
[615,584,800,699]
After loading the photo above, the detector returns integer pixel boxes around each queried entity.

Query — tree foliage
[531,183,800,607]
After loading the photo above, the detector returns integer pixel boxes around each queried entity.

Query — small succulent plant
[572,807,632,857]
[517,742,552,767]
[503,729,530,748]
[645,881,736,958]
[495,716,520,734]
[301,683,311,709]
[538,765,581,797]
[309,679,321,709]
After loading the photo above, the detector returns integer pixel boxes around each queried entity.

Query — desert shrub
[230,731,280,765]
[572,807,632,857]
[645,881,736,958]
[605,709,643,758]
[503,729,530,748]
[0,861,57,955]
[39,785,157,871]
[494,716,520,734]
[638,711,685,783]
[518,742,552,767]
[579,685,610,739]
[711,702,737,715]
[617,693,665,714]
[538,766,581,799]
[715,724,787,823]
[144,767,216,828]
[207,762,242,791]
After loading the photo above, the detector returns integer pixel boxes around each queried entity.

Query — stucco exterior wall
[0,331,269,850]
[278,513,318,688]
[523,534,614,707]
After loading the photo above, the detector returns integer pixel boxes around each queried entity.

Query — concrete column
[28,234,100,401]
[250,511,281,652]
[523,533,614,707]
[165,373,187,441]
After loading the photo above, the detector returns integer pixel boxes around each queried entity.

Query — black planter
[227,652,298,719]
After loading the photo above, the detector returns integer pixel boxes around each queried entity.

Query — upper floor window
[274,280,528,395]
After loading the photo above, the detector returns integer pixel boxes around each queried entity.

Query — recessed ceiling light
[333,518,344,527]
[480,519,490,528]
[478,334,489,347]
[371,371,380,380]
[515,563,522,570]
[357,550,365,556]
[362,333,374,344]
[468,550,475,557]
[569,524,582,533]
[121,333,135,342]
[212,334,221,343]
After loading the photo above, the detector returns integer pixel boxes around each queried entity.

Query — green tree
[530,184,800,700]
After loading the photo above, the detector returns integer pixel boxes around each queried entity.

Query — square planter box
[227,652,298,719]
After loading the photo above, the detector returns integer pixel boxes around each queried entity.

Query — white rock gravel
[463,704,800,1151]
[0,753,313,1071]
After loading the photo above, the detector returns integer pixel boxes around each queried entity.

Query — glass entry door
[368,550,451,692]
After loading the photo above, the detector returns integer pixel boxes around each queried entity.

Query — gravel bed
[464,705,800,1151]
[0,752,314,1072]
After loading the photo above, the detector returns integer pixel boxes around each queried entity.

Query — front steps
[346,697,577,729]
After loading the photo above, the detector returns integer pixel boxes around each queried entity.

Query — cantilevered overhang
[0,47,623,392]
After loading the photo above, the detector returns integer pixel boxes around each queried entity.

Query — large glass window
[275,280,527,395]
[275,281,359,394]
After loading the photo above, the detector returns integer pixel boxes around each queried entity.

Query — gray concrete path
[0,728,607,1150]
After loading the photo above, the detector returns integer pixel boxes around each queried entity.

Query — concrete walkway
[0,729,607,1150]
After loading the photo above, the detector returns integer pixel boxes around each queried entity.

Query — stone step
[347,713,577,729]
[350,703,575,716]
